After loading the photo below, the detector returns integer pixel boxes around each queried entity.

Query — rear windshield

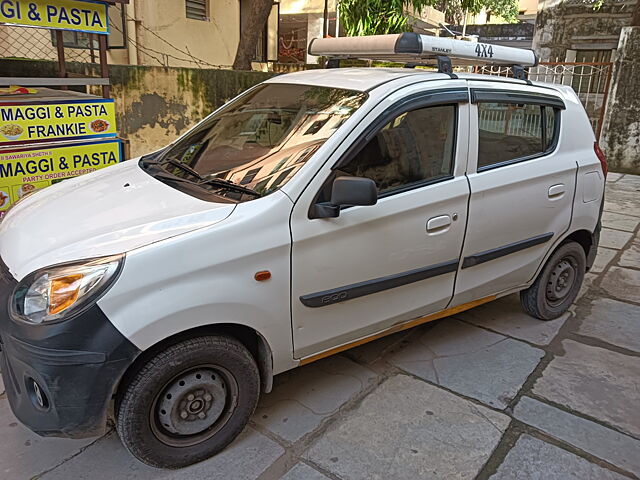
[145,83,367,202]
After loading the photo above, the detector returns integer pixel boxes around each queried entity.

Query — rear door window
[477,102,558,170]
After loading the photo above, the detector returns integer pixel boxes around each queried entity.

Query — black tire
[520,241,586,320]
[116,335,260,469]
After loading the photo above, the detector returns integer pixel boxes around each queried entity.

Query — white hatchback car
[0,34,606,468]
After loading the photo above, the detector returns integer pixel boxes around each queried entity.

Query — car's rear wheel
[116,335,260,469]
[520,241,586,320]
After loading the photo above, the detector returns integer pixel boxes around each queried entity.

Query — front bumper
[0,258,139,438]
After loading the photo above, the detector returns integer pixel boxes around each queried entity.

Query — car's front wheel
[520,241,586,320]
[116,335,260,469]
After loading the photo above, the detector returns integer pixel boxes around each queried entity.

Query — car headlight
[10,255,123,324]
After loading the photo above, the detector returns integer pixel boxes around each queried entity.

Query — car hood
[0,160,236,280]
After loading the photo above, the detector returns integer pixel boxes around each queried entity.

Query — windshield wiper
[161,158,204,180]
[151,170,197,184]
[151,157,261,197]
[199,177,262,197]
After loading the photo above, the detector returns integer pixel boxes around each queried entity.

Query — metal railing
[475,62,614,140]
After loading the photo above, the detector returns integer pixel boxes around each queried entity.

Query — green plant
[337,0,520,36]
[338,0,441,36]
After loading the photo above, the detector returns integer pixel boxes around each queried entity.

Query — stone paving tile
[514,396,640,477]
[591,247,618,273]
[456,294,567,346]
[489,435,628,480]
[604,189,640,216]
[388,319,544,408]
[575,298,640,352]
[600,228,634,249]
[533,339,640,438]
[0,398,95,480]
[602,211,640,232]
[344,330,411,365]
[575,271,598,302]
[619,240,640,269]
[253,355,377,442]
[41,427,283,480]
[281,462,330,480]
[605,172,624,182]
[305,374,510,480]
[601,266,640,303]
[614,175,640,192]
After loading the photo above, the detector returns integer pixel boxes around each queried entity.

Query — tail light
[594,142,608,178]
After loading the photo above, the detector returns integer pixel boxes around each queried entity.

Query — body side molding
[300,259,459,308]
[462,232,554,269]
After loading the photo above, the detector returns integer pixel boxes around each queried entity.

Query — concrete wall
[123,0,240,67]
[0,59,272,158]
[601,26,640,173]
[533,0,633,61]
[0,0,241,68]
[107,65,272,157]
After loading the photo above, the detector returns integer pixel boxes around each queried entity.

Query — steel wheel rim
[546,256,577,307]
[150,364,238,447]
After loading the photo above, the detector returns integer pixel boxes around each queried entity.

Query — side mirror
[312,176,378,219]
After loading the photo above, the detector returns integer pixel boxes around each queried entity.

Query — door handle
[548,184,566,198]
[427,215,451,233]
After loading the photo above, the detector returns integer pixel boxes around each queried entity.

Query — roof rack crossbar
[512,65,532,85]
[404,56,458,79]
[436,56,457,79]
[309,33,539,70]
[326,58,341,69]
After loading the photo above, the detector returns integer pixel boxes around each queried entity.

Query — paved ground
[1,173,639,480]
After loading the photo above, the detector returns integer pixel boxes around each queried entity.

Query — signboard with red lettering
[0,138,122,218]
[0,98,117,146]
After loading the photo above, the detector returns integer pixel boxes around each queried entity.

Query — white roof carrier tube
[308,33,538,67]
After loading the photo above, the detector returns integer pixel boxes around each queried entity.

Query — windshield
[145,83,367,202]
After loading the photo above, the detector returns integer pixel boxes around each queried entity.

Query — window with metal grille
[186,0,208,20]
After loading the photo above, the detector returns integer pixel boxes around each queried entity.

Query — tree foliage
[436,0,519,26]
[339,0,438,36]
[339,0,519,36]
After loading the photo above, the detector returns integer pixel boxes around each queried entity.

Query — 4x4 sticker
[475,43,494,58]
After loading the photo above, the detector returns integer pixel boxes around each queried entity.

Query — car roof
[265,67,565,94]
[265,68,449,91]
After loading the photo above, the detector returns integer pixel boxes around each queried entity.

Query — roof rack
[308,33,538,77]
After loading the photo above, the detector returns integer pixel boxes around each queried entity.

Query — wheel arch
[115,323,274,407]
[525,227,596,289]
[565,229,593,257]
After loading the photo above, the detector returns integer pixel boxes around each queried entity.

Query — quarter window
[339,105,456,195]
[477,102,557,169]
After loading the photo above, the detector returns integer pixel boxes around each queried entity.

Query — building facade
[533,0,634,63]
[0,0,444,69]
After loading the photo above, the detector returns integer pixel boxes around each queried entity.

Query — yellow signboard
[0,0,108,34]
[0,138,121,217]
[0,99,117,145]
